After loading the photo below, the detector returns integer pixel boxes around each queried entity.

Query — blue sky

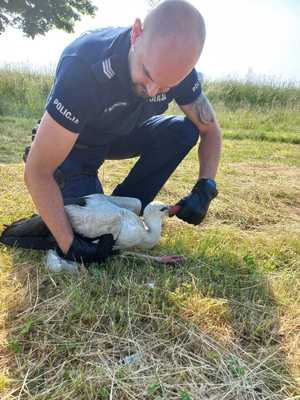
[0,0,299,82]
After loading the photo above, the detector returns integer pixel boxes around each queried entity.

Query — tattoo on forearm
[195,93,215,124]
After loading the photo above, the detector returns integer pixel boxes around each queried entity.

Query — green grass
[0,117,34,163]
[0,69,300,399]
[203,78,300,109]
[0,68,52,119]
[169,102,300,145]
[214,105,300,144]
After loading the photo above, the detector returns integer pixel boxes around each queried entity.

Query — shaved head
[144,0,205,61]
[129,0,206,98]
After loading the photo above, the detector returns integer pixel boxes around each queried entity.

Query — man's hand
[57,233,115,265]
[176,178,218,225]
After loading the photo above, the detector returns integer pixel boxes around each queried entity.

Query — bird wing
[113,208,146,249]
[83,193,142,215]
[105,196,142,215]
[65,200,122,240]
[0,214,55,249]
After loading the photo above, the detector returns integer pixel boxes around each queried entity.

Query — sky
[0,0,299,82]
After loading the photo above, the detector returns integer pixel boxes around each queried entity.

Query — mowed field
[0,69,299,399]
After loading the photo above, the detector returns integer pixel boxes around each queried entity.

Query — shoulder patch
[192,80,201,93]
[102,58,115,79]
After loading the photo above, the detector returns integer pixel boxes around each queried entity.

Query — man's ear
[131,18,143,46]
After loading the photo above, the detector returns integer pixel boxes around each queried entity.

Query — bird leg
[45,249,186,272]
[120,251,186,265]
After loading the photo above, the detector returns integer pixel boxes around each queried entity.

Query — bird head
[143,202,181,220]
[143,202,170,220]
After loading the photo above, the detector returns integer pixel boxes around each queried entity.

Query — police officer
[24,0,222,265]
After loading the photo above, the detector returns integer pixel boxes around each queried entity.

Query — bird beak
[168,205,181,217]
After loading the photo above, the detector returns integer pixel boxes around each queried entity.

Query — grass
[203,78,300,109]
[0,67,52,119]
[0,68,299,399]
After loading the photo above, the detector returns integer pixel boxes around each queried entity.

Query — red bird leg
[121,252,186,265]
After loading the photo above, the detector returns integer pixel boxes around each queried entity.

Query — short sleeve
[173,69,202,106]
[45,56,101,133]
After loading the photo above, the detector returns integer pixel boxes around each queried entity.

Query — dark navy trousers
[56,115,199,210]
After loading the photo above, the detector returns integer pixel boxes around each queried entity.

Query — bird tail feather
[0,214,55,250]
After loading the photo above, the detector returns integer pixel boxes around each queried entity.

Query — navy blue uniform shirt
[46,27,202,147]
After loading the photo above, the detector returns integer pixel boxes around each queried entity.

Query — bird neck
[142,214,163,248]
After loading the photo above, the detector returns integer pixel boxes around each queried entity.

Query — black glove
[57,233,115,266]
[176,178,218,225]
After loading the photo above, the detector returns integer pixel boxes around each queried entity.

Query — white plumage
[64,193,170,250]
[46,194,177,272]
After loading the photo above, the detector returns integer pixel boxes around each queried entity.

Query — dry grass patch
[269,271,300,386]
[1,257,298,399]
[0,138,300,398]
[214,162,300,230]
[167,282,234,345]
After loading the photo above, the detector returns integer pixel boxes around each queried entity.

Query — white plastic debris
[146,282,156,289]
[120,352,143,365]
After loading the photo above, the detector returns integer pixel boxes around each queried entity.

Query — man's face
[129,20,190,99]
[129,49,172,99]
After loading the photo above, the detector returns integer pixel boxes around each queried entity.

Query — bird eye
[160,206,168,212]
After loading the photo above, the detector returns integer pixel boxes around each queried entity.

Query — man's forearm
[24,171,74,253]
[198,125,222,180]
